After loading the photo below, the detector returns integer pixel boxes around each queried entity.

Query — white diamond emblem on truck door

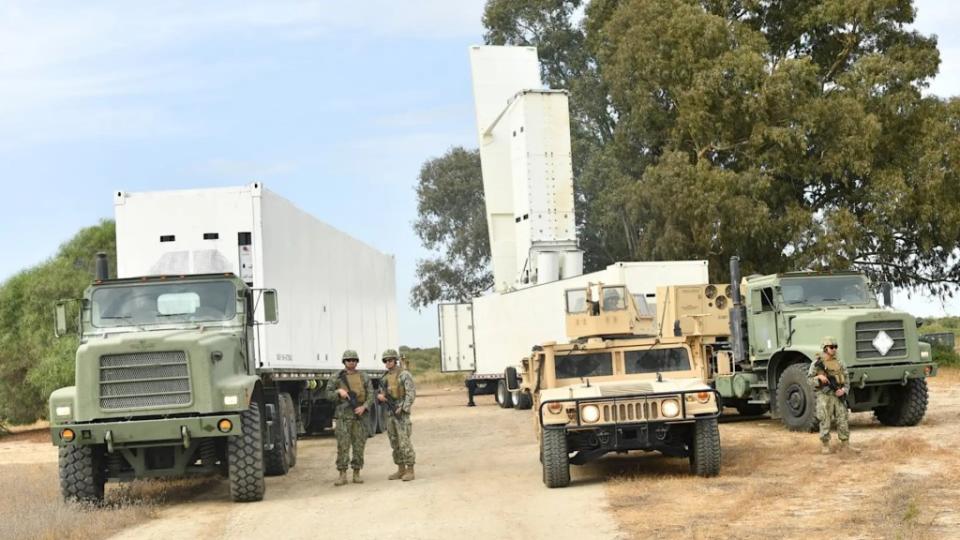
[873,330,894,356]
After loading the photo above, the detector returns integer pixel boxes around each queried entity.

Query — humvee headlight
[696,392,710,404]
[223,395,239,406]
[217,419,233,433]
[581,405,601,424]
[547,402,563,414]
[661,399,681,418]
[55,406,72,417]
[61,428,76,442]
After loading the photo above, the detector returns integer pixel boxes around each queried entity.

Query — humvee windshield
[555,352,613,379]
[780,275,872,307]
[92,280,237,328]
[624,348,691,374]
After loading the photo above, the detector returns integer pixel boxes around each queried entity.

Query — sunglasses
[344,359,359,362]
[383,358,397,364]
[826,345,838,350]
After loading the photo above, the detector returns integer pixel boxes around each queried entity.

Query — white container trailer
[441,260,710,406]
[114,182,398,432]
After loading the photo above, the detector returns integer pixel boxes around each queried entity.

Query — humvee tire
[59,444,105,504]
[514,391,533,410]
[874,378,928,426]
[496,380,514,409]
[265,400,292,476]
[229,400,266,502]
[776,363,818,432]
[541,427,570,488]
[279,393,298,467]
[689,418,721,477]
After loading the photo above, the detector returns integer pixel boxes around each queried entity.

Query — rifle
[814,359,847,404]
[381,377,399,414]
[338,371,360,413]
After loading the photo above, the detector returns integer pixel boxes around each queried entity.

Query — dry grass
[0,462,217,540]
[416,371,467,388]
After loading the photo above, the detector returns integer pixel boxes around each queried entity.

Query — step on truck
[510,283,722,488]
[49,183,398,503]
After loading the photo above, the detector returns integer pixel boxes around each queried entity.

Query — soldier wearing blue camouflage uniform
[326,349,374,486]
[808,337,859,454]
[377,349,417,481]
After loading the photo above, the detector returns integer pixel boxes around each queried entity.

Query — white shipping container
[114,182,398,372]
[441,261,709,375]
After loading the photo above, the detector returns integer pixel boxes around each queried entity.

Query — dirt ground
[2,373,959,540]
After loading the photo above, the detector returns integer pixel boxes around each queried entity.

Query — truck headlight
[55,406,72,417]
[921,350,930,359]
[661,399,681,418]
[581,404,601,423]
[223,395,238,406]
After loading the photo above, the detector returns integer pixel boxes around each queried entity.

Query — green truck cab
[49,261,287,503]
[720,257,936,431]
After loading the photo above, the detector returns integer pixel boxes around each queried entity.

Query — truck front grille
[599,400,660,422]
[855,320,907,360]
[99,351,192,410]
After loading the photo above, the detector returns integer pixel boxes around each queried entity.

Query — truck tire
[279,393,298,467]
[874,378,929,426]
[689,418,721,477]
[776,363,819,432]
[541,427,570,488]
[59,444,105,504]
[514,390,533,410]
[265,400,292,476]
[496,380,514,409]
[229,400,266,502]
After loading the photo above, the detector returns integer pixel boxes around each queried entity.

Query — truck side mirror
[505,366,520,391]
[55,302,69,337]
[916,317,924,328]
[262,290,279,324]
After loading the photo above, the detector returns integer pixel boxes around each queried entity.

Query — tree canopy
[413,0,960,305]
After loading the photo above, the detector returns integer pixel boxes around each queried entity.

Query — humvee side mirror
[54,302,69,337]
[261,290,279,324]
[505,366,520,392]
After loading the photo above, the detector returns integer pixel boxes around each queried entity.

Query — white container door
[439,303,475,372]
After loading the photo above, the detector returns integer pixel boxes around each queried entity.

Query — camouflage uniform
[807,339,851,448]
[326,355,374,474]
[379,349,417,481]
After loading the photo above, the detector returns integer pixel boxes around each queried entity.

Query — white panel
[439,303,475,372]
[469,46,541,140]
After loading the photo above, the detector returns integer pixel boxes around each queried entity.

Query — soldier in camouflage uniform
[326,349,374,485]
[808,337,859,454]
[377,349,417,481]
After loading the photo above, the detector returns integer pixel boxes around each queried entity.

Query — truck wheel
[776,363,818,432]
[229,400,266,502]
[514,391,533,410]
[59,444,105,504]
[689,418,721,477]
[496,380,514,409]
[279,393,298,468]
[265,400,292,476]
[874,378,929,426]
[541,427,570,488]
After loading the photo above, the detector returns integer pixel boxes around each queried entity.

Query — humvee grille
[855,320,907,360]
[99,351,191,409]
[600,400,660,422]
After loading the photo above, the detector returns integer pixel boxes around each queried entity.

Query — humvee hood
[540,377,709,401]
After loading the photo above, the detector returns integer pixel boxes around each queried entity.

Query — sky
[0,0,958,348]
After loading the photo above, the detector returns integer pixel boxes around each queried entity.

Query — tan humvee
[506,283,722,488]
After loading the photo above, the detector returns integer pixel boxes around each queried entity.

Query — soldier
[326,349,374,486]
[808,337,859,454]
[377,349,417,481]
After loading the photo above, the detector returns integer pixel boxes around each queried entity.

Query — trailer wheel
[279,393,298,468]
[541,427,570,488]
[59,444,105,504]
[874,378,928,426]
[776,363,818,432]
[514,391,533,410]
[229,400,266,502]
[689,418,721,477]
[496,380,514,409]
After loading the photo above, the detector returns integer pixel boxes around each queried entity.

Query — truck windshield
[91,281,237,328]
[624,348,691,374]
[780,276,871,306]
[555,352,613,379]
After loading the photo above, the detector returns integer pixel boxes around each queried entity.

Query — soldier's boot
[334,470,348,486]
[352,469,364,484]
[839,440,861,454]
[388,465,406,480]
[401,465,415,482]
[820,440,832,455]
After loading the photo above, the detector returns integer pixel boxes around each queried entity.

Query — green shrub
[932,344,960,367]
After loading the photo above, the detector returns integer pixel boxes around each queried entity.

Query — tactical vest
[817,354,846,386]
[385,370,405,400]
[340,371,367,403]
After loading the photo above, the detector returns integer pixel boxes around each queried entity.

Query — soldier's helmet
[820,336,838,349]
[382,349,399,361]
[341,349,360,363]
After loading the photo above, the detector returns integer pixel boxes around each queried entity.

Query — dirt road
[109,387,621,540]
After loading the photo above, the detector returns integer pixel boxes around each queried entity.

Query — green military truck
[718,256,936,431]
